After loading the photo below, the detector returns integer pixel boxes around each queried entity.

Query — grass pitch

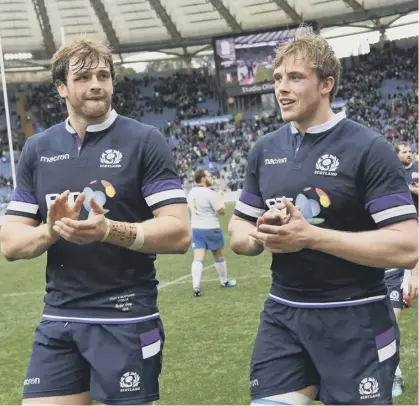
[0,204,417,404]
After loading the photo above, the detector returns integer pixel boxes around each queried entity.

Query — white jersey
[187,186,222,229]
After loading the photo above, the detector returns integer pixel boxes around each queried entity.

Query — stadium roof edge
[0,0,417,70]
[103,1,419,55]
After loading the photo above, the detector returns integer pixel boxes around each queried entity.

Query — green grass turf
[0,203,417,404]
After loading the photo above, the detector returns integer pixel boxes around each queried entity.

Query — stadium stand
[0,42,417,203]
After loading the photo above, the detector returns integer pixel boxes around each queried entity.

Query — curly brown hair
[52,38,115,86]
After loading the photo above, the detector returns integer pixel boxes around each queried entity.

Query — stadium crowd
[24,70,217,129]
[0,42,417,194]
[340,43,417,145]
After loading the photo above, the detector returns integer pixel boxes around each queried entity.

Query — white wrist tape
[128,223,145,251]
[100,219,111,242]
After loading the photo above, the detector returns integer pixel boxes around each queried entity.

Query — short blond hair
[52,38,115,85]
[274,27,341,101]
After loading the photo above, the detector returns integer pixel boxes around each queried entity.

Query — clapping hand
[53,196,109,245]
[250,198,316,254]
[46,191,86,242]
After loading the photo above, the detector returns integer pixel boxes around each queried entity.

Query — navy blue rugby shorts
[23,318,164,405]
[250,297,399,405]
[385,269,405,309]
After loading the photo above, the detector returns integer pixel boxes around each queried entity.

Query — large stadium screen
[213,23,318,97]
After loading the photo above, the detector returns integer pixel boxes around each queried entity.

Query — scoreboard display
[212,23,318,97]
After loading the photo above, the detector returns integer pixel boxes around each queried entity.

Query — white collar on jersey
[65,109,118,134]
[404,162,413,170]
[290,111,346,135]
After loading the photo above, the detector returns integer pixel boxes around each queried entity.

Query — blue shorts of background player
[192,228,224,250]
[190,228,235,296]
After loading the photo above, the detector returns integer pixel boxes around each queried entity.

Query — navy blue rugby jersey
[6,110,187,323]
[234,112,417,307]
[404,161,418,210]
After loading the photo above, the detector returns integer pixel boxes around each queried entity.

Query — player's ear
[55,81,68,99]
[320,76,334,96]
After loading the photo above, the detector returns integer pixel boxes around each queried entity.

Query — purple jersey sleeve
[5,137,41,221]
[233,142,266,223]
[363,137,417,228]
[141,129,187,211]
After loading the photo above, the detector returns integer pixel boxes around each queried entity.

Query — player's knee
[22,392,92,405]
[393,308,402,321]
[213,248,224,260]
[251,391,315,405]
[193,249,206,262]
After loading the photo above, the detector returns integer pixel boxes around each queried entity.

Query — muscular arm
[0,135,52,261]
[102,128,191,254]
[228,215,264,256]
[409,186,418,195]
[321,136,418,269]
[0,216,56,261]
[309,219,418,269]
[104,203,192,254]
[216,192,226,215]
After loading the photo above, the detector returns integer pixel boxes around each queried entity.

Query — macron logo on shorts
[265,157,287,165]
[249,378,259,388]
[40,154,70,163]
[24,377,40,386]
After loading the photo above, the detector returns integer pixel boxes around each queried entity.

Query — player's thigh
[393,307,402,321]
[76,318,165,405]
[250,299,319,401]
[306,299,399,405]
[251,387,318,405]
[22,320,90,401]
[206,228,225,251]
[22,392,91,405]
[211,247,224,260]
[192,228,207,254]
[193,248,206,261]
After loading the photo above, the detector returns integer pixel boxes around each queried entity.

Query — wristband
[100,218,111,242]
[128,223,145,251]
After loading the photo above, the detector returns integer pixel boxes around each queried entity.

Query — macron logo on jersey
[265,157,287,165]
[40,154,70,163]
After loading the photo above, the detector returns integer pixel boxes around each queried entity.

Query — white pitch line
[158,263,215,289]
[0,264,270,298]
[160,274,271,287]
[0,291,44,298]
[0,263,217,298]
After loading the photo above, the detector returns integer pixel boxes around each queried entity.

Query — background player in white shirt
[187,168,236,297]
